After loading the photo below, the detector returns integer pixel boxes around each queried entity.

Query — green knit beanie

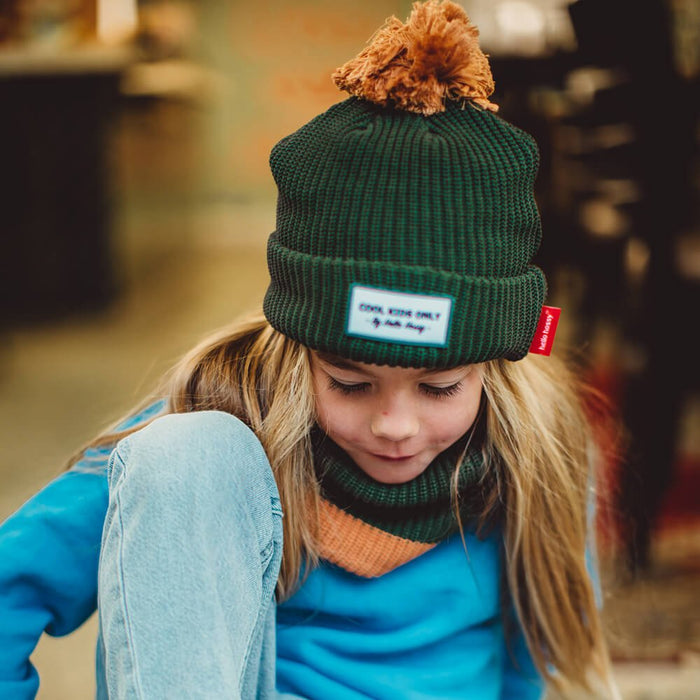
[263,0,546,368]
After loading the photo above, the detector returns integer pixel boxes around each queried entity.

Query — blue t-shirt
[277,534,542,699]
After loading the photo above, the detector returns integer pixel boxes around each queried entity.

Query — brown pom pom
[333,0,497,116]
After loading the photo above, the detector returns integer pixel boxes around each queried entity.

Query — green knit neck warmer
[311,421,488,545]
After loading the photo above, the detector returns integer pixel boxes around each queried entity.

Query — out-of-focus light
[579,198,628,239]
[466,0,575,56]
[565,67,622,105]
[495,1,546,55]
[625,236,651,283]
[496,1,546,37]
[675,232,700,281]
[97,0,138,45]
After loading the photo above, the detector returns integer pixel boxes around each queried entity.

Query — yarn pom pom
[333,0,497,116]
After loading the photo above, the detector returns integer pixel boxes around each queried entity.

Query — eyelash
[327,376,463,399]
[419,382,463,399]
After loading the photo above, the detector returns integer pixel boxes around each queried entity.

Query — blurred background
[1,0,698,697]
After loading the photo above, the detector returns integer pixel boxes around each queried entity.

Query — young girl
[0,2,617,697]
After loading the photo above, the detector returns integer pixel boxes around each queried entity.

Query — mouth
[370,453,416,462]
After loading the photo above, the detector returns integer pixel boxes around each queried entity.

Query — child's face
[310,351,483,484]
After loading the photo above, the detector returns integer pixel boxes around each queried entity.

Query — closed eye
[419,382,463,399]
[327,376,370,395]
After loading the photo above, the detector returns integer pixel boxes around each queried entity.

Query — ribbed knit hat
[263,0,546,368]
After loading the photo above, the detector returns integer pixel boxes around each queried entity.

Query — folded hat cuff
[263,238,547,368]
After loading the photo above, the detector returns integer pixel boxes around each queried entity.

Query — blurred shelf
[0,44,136,77]
[120,59,223,101]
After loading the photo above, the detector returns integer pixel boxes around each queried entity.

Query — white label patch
[346,285,453,347]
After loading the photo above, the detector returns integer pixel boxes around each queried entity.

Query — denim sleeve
[0,400,165,699]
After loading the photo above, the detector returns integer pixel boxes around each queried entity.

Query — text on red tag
[528,306,561,356]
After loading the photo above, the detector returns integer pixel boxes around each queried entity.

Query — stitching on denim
[259,540,274,569]
[269,498,283,517]
[237,510,283,696]
[112,449,146,699]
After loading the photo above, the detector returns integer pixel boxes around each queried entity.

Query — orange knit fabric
[316,498,435,578]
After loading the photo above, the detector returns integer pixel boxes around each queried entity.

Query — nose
[370,404,420,442]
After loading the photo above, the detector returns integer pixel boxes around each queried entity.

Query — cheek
[432,387,482,443]
[313,390,333,426]
[311,373,332,421]
[313,389,357,436]
[432,411,475,444]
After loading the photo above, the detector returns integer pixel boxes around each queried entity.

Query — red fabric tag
[529,306,561,356]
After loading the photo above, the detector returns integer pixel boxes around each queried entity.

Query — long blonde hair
[77,310,615,695]
[481,356,617,695]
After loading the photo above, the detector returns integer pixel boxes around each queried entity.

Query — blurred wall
[194,0,410,201]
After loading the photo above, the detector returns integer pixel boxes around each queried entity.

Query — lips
[370,453,415,462]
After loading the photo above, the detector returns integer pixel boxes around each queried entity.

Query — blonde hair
[77,311,616,695]
[481,356,617,695]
